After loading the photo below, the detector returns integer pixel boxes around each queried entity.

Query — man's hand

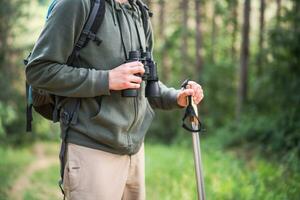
[177,81,204,107]
[109,61,145,91]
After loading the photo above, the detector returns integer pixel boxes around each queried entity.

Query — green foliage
[0,0,56,145]
[0,102,17,136]
[0,0,30,143]
[228,0,300,158]
[0,146,34,199]
[37,0,50,5]
[151,0,298,161]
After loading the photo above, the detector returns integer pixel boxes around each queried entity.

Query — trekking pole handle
[181,79,202,132]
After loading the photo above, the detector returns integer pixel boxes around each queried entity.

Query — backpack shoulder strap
[67,0,106,65]
[25,0,106,132]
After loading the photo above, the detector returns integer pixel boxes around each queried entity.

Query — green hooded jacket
[26,0,181,155]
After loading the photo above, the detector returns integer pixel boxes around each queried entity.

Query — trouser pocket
[63,145,82,193]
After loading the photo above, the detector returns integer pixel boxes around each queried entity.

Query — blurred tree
[195,0,203,76]
[158,0,170,81]
[0,0,28,140]
[229,0,238,62]
[229,0,300,158]
[276,0,281,26]
[180,0,189,74]
[210,0,217,64]
[257,0,265,75]
[237,0,251,119]
[210,0,226,64]
[158,0,165,39]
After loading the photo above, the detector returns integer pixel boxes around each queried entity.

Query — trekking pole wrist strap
[181,79,203,133]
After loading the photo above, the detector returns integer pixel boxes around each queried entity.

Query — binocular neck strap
[134,20,146,53]
[115,10,129,59]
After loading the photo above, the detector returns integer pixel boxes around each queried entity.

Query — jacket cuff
[169,89,183,109]
[93,70,110,96]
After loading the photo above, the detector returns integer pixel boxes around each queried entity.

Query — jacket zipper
[121,3,140,151]
[127,97,138,132]
[126,96,138,151]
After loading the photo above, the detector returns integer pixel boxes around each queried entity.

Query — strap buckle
[61,111,70,125]
[81,30,102,46]
[82,30,95,39]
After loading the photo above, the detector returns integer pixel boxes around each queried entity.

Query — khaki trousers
[63,143,145,200]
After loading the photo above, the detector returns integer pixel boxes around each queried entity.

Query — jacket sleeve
[26,0,110,98]
[145,16,182,110]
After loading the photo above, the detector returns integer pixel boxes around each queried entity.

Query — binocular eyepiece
[122,51,160,98]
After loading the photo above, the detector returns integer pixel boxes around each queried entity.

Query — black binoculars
[122,51,160,98]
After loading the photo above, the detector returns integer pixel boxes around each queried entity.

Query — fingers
[186,81,204,104]
[128,75,142,84]
[127,82,141,89]
[126,61,143,67]
[129,66,145,75]
[180,89,195,97]
[109,62,145,91]
[126,62,145,75]
[177,89,196,107]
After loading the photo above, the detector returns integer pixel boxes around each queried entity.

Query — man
[26,0,204,199]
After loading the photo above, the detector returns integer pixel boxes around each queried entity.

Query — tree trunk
[195,0,203,76]
[158,0,165,39]
[181,0,189,70]
[231,0,238,62]
[210,1,216,64]
[257,0,265,75]
[158,0,170,81]
[294,0,300,30]
[276,0,281,26]
[237,0,251,119]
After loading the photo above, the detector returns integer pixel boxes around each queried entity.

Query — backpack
[25,0,152,132]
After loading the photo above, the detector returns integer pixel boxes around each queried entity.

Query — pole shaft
[192,131,206,200]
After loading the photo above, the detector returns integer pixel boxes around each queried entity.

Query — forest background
[0,0,299,199]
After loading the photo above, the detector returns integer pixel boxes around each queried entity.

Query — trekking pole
[181,80,206,200]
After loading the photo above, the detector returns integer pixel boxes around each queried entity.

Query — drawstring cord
[113,0,146,59]
[120,5,134,51]
[115,9,129,59]
[134,19,144,52]
[110,0,117,25]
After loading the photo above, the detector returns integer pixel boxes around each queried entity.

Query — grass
[24,165,61,200]
[146,140,300,200]
[1,137,300,200]
[0,146,34,200]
